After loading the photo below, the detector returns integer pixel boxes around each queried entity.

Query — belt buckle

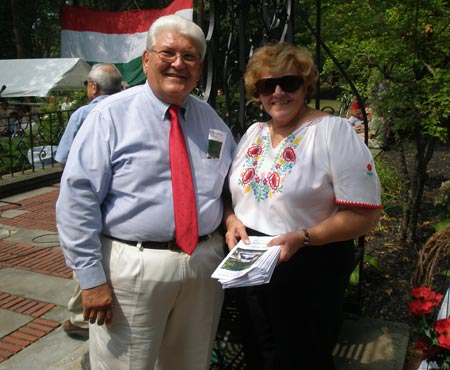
[167,240,180,252]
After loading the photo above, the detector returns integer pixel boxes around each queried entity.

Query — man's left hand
[81,283,113,325]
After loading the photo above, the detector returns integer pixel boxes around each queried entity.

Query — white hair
[89,63,122,94]
[146,14,206,60]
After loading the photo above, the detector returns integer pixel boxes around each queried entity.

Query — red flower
[437,334,450,350]
[409,286,442,316]
[410,286,443,310]
[410,286,450,366]
[432,292,443,305]
[282,147,296,162]
[409,299,435,316]
[412,286,438,301]
[435,318,450,335]
[241,168,255,184]
[247,145,262,158]
[268,172,280,190]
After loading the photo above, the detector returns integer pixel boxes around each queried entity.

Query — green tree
[318,0,450,245]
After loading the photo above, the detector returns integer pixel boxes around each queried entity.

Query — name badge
[207,129,226,159]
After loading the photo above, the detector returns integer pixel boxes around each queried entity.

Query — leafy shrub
[375,156,402,216]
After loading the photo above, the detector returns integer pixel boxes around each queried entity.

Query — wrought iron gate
[198,0,368,138]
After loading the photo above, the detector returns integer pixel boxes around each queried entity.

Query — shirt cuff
[74,262,107,290]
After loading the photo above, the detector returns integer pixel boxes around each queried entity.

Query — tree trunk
[399,134,436,245]
[10,0,36,58]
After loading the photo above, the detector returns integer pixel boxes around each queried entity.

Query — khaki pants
[89,232,225,370]
[67,272,89,328]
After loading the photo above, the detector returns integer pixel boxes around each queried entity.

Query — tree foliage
[317,0,450,244]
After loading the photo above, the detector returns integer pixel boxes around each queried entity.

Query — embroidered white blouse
[229,115,382,236]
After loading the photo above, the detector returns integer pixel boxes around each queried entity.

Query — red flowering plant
[409,286,450,369]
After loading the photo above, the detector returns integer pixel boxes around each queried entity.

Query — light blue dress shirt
[56,82,236,289]
[55,95,109,164]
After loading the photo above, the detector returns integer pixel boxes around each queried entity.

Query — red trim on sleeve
[336,199,383,209]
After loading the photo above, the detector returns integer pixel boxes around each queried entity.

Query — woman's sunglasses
[255,75,304,96]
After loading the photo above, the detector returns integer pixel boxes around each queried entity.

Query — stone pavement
[0,181,411,370]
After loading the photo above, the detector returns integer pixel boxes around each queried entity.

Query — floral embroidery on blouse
[238,129,302,201]
[366,162,375,176]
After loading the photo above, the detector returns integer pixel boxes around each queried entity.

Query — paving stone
[335,317,410,370]
[0,309,32,338]
[0,268,72,307]
[0,210,28,219]
[0,327,88,370]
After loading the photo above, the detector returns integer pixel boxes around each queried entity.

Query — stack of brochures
[211,236,281,288]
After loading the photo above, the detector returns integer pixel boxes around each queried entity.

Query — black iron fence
[0,109,72,178]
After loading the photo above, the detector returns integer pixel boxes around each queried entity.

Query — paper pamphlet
[212,236,281,288]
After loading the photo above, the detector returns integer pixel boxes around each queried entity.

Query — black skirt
[234,227,355,370]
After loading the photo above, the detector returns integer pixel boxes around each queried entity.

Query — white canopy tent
[0,58,91,98]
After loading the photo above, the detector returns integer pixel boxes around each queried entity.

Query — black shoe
[62,320,89,339]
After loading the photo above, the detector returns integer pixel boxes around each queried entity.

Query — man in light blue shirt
[55,63,122,168]
[56,15,236,370]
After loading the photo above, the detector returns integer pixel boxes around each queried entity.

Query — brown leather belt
[107,235,210,251]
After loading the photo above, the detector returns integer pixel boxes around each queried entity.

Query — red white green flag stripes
[61,0,193,86]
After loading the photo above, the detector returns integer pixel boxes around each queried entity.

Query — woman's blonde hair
[244,42,319,102]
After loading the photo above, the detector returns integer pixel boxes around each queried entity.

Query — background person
[18,105,35,132]
[55,63,122,169]
[8,111,20,136]
[16,105,34,132]
[48,95,56,108]
[56,14,235,370]
[55,63,122,338]
[0,101,13,135]
[224,42,382,370]
[60,96,73,111]
[357,106,388,149]
[347,94,364,120]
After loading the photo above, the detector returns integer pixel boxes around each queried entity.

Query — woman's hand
[224,213,249,251]
[268,231,304,263]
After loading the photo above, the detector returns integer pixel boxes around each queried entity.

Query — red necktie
[169,105,198,254]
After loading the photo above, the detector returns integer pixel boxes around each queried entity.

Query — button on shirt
[56,83,236,289]
[55,95,109,164]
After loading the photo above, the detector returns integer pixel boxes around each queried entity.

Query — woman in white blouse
[223,42,382,370]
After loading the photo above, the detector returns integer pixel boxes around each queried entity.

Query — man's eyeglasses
[149,49,200,64]
[255,75,304,96]
[84,80,94,86]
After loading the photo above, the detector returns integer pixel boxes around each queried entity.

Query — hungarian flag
[61,0,193,86]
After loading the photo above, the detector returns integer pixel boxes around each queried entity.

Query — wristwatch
[302,228,310,246]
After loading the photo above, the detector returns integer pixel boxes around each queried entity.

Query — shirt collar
[144,82,189,121]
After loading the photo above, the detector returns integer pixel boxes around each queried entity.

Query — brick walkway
[0,189,71,364]
[0,240,71,278]
[0,186,411,369]
[0,316,60,362]
[0,190,58,232]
